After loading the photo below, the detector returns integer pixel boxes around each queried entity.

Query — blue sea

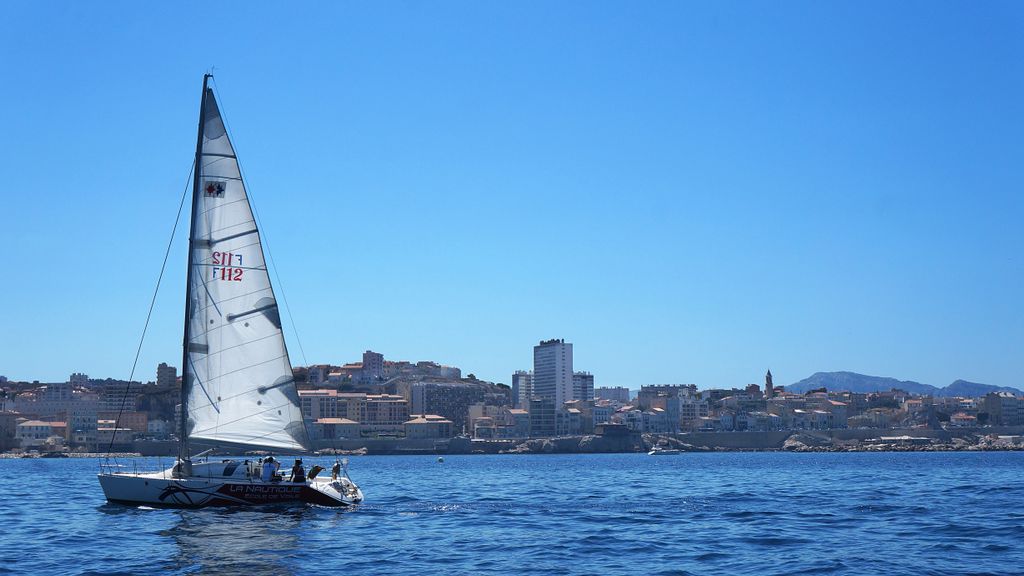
[3,452,1023,575]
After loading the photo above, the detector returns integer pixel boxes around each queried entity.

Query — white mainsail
[183,87,310,452]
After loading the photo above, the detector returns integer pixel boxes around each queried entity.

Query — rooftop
[16,420,53,427]
[314,418,359,425]
[405,415,453,425]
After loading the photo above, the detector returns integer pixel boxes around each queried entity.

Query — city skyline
[6,354,1022,454]
[1,3,1022,388]
[4,351,1021,398]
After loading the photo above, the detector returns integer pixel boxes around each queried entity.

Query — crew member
[290,458,306,483]
[331,461,341,481]
[261,456,278,482]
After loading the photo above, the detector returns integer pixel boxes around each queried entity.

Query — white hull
[99,461,362,508]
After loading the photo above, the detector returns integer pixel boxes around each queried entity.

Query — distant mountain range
[787,371,1023,397]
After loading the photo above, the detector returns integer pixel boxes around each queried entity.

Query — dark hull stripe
[105,483,352,508]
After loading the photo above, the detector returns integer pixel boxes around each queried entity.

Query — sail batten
[182,87,310,453]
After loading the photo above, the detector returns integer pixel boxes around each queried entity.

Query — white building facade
[512,370,533,408]
[533,339,573,406]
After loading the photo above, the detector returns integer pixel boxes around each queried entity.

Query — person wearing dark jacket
[289,459,306,483]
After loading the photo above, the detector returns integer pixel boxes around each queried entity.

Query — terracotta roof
[314,418,359,425]
[16,420,52,427]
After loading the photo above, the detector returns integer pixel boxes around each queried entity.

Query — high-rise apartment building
[533,339,573,405]
[157,363,177,388]
[362,350,384,382]
[512,370,533,408]
[573,372,594,402]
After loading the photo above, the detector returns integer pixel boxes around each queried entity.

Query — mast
[179,74,212,463]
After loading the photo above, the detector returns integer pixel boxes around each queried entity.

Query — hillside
[942,379,1023,397]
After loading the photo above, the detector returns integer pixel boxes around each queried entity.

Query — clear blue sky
[1,1,1021,389]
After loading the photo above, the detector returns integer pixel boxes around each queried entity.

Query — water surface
[3,452,1022,575]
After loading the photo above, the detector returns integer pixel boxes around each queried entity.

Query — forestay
[183,88,310,452]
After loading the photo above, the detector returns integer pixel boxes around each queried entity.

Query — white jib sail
[184,88,310,452]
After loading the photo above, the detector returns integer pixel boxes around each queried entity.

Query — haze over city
[1,2,1021,389]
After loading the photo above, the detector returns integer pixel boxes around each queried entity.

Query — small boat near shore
[648,447,683,456]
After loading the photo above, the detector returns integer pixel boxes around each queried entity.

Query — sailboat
[98,75,363,507]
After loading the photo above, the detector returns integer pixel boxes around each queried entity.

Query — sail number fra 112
[212,251,244,281]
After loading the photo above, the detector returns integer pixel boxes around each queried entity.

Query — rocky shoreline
[778,432,1024,453]
[486,430,1024,455]
[6,428,1023,458]
[0,452,141,459]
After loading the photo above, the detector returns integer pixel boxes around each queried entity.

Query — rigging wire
[105,160,195,460]
[209,76,311,369]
